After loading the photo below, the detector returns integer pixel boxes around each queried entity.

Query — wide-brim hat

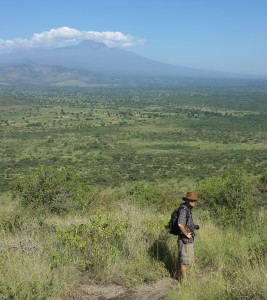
[182,191,199,201]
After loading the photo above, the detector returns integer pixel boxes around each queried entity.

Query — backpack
[168,204,190,235]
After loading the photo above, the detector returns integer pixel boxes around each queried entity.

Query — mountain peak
[76,40,107,49]
[0,39,261,79]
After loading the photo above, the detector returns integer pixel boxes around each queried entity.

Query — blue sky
[0,0,266,76]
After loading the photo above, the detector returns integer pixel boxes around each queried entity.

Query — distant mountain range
[0,64,121,87]
[0,41,265,86]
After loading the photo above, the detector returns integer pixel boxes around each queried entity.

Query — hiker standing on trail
[177,191,199,281]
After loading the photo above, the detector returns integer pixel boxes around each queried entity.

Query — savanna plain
[0,80,266,299]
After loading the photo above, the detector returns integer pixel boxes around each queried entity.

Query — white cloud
[0,27,144,54]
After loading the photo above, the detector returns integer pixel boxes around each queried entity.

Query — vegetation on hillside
[0,85,267,192]
[0,166,266,299]
[0,83,266,299]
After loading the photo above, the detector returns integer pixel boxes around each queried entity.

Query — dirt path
[66,278,177,300]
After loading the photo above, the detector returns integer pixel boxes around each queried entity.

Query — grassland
[0,173,266,299]
[0,85,267,192]
[0,82,267,299]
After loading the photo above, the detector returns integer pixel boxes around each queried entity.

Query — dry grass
[0,192,266,299]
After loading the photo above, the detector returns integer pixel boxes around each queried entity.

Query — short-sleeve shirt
[177,203,194,243]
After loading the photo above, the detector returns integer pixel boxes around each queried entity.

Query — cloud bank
[0,27,144,54]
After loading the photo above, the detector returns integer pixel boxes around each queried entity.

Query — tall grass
[166,210,267,299]
[0,174,266,299]
[0,197,171,298]
[0,231,74,299]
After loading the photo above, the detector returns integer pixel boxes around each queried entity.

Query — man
[177,191,199,281]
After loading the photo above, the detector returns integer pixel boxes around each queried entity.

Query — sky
[0,0,267,76]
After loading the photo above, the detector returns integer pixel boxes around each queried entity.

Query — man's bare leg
[179,263,187,281]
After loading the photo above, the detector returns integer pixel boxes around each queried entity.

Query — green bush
[197,166,256,228]
[13,167,91,215]
[123,181,176,211]
[49,213,131,272]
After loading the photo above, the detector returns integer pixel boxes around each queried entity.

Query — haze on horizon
[0,0,266,77]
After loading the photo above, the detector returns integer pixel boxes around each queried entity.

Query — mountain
[0,41,264,86]
[0,64,121,87]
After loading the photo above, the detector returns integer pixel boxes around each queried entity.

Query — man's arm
[178,224,192,239]
[177,207,192,238]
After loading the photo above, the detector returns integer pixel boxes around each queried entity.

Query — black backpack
[168,205,189,235]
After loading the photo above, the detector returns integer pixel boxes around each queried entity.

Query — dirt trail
[66,278,177,300]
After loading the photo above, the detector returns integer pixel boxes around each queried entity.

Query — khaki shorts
[178,239,194,266]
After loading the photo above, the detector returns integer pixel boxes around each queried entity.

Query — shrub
[49,213,131,272]
[13,167,90,215]
[197,166,256,228]
[123,181,176,211]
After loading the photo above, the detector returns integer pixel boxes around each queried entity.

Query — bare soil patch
[65,278,177,300]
